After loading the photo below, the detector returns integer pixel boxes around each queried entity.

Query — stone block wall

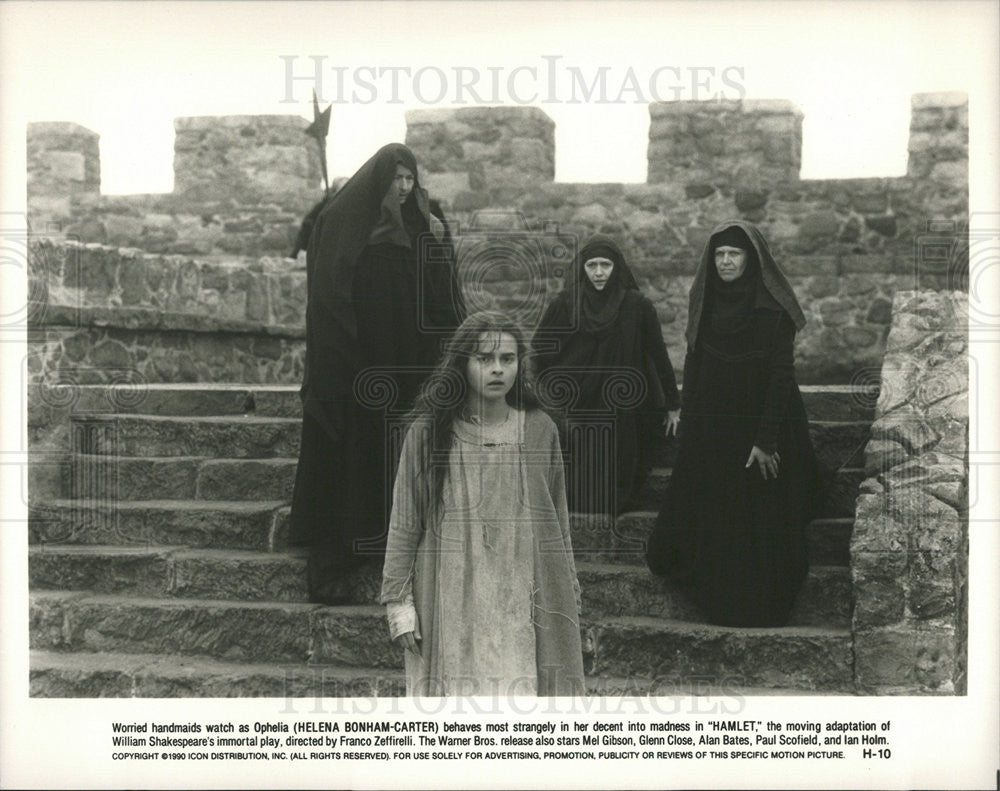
[647,98,802,192]
[404,94,967,382]
[850,290,968,694]
[25,93,967,382]
[27,116,328,258]
[173,115,323,201]
[26,239,305,387]
[406,107,555,211]
[27,122,101,222]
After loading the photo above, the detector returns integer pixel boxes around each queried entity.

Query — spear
[304,88,332,195]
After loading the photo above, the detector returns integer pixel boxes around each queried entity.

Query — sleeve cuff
[386,595,420,640]
[754,433,777,455]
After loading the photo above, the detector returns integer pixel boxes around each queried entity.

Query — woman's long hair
[407,310,541,516]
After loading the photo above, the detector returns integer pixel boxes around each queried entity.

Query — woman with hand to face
[646,221,823,628]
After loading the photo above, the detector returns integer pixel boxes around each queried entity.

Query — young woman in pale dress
[381,311,585,697]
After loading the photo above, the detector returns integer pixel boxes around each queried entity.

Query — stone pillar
[27,122,101,220]
[647,99,803,194]
[907,92,968,189]
[405,107,555,210]
[851,290,968,694]
[173,115,322,201]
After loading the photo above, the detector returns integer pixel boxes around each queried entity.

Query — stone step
[29,650,851,698]
[30,590,321,665]
[66,414,301,458]
[579,563,851,629]
[29,325,304,388]
[31,383,876,421]
[58,453,864,516]
[30,592,853,691]
[63,456,299,501]
[29,499,287,552]
[28,547,851,628]
[571,513,854,567]
[639,466,864,518]
[30,501,853,567]
[65,412,868,469]
[584,617,853,692]
[28,383,296,424]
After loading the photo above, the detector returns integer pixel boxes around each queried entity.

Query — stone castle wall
[26,93,968,383]
[850,290,968,694]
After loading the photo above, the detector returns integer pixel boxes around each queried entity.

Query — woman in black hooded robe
[646,220,822,627]
[533,235,680,515]
[290,143,465,604]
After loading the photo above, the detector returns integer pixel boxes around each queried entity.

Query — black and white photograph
[1,1,997,788]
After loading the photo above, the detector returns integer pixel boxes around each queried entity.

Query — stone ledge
[34,303,303,338]
[911,92,968,109]
[174,115,310,131]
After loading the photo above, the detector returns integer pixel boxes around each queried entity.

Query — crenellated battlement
[25,93,968,382]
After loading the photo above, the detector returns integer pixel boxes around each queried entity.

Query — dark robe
[533,235,680,515]
[290,144,465,604]
[646,220,821,627]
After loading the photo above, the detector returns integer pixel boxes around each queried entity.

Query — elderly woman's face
[584,257,615,290]
[714,245,748,282]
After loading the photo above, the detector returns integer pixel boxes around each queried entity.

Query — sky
[1,1,995,194]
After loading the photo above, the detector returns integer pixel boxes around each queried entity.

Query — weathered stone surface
[170,549,307,602]
[872,409,940,455]
[195,458,297,500]
[863,438,908,477]
[573,512,851,570]
[30,650,141,697]
[66,455,201,500]
[28,383,262,422]
[30,651,406,698]
[30,592,317,662]
[29,591,86,649]
[854,626,957,693]
[35,650,840,698]
[30,324,304,387]
[310,607,401,668]
[866,298,893,324]
[577,563,848,627]
[30,499,282,551]
[28,122,101,198]
[70,414,300,458]
[28,223,944,387]
[29,546,172,596]
[587,617,852,691]
[29,545,378,605]
[851,289,967,693]
[850,554,906,628]
[173,115,321,200]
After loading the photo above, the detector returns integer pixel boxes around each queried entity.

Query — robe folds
[289,144,464,601]
[646,220,823,628]
[533,235,679,515]
[380,409,586,697]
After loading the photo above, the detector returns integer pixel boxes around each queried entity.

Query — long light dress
[381,409,585,697]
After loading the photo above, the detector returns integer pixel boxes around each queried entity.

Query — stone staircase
[28,382,873,697]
